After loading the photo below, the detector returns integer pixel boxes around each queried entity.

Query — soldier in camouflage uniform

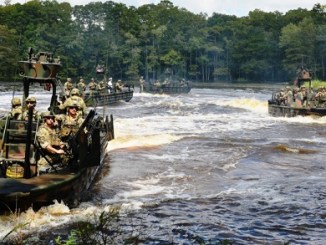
[315,87,326,107]
[88,78,97,94]
[9,97,22,120]
[36,111,66,174]
[77,78,86,96]
[21,96,41,121]
[59,88,87,117]
[97,80,107,91]
[115,79,124,92]
[64,77,73,97]
[56,100,84,142]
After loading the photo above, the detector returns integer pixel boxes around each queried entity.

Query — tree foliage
[0,0,325,82]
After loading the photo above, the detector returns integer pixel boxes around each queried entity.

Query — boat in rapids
[144,82,191,94]
[268,67,326,117]
[0,48,114,213]
[143,69,191,94]
[83,65,133,106]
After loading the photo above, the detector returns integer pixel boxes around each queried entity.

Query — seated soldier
[9,97,22,120]
[36,111,67,174]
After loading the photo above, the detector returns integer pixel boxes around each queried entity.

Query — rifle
[66,109,96,170]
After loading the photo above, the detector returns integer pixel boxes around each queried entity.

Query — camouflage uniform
[36,112,67,173]
[97,80,106,91]
[59,88,87,116]
[57,114,84,141]
[77,78,86,96]
[315,87,326,107]
[64,78,73,97]
[115,80,123,92]
[88,78,97,91]
[21,96,41,121]
[56,100,84,141]
[9,97,22,120]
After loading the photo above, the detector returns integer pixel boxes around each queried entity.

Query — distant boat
[268,67,326,117]
[0,48,114,213]
[83,89,134,107]
[83,65,134,106]
[144,78,192,94]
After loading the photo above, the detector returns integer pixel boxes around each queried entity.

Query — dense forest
[0,0,325,83]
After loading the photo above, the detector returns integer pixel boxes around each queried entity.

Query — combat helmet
[25,96,36,103]
[42,111,55,119]
[11,97,21,106]
[70,88,80,96]
[65,99,79,108]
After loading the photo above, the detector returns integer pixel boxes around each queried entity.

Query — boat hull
[268,101,326,117]
[84,90,133,106]
[144,85,191,94]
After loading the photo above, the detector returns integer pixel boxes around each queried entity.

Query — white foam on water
[215,97,269,115]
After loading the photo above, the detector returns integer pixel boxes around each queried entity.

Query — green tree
[0,25,19,80]
[279,17,316,78]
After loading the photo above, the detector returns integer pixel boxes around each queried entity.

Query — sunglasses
[69,106,78,109]
[26,102,35,105]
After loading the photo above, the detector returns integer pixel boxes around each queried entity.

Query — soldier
[295,86,307,107]
[9,97,22,120]
[281,86,293,106]
[88,78,97,94]
[139,76,145,93]
[276,88,285,105]
[64,77,73,97]
[56,100,84,142]
[315,87,326,107]
[97,79,106,91]
[21,96,41,121]
[36,111,66,174]
[115,79,124,92]
[61,88,87,117]
[77,78,86,96]
[153,80,161,90]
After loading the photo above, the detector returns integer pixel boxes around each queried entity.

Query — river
[0,84,325,244]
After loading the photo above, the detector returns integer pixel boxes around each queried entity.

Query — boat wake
[212,98,268,114]
[106,134,184,152]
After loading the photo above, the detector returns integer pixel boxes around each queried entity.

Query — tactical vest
[38,125,62,147]
[60,115,81,137]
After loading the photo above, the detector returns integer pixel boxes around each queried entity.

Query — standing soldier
[97,79,106,91]
[315,87,326,107]
[139,76,145,93]
[61,88,87,117]
[56,100,84,142]
[21,96,41,121]
[115,79,124,92]
[77,78,86,96]
[88,78,97,95]
[64,78,73,97]
[9,97,23,120]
